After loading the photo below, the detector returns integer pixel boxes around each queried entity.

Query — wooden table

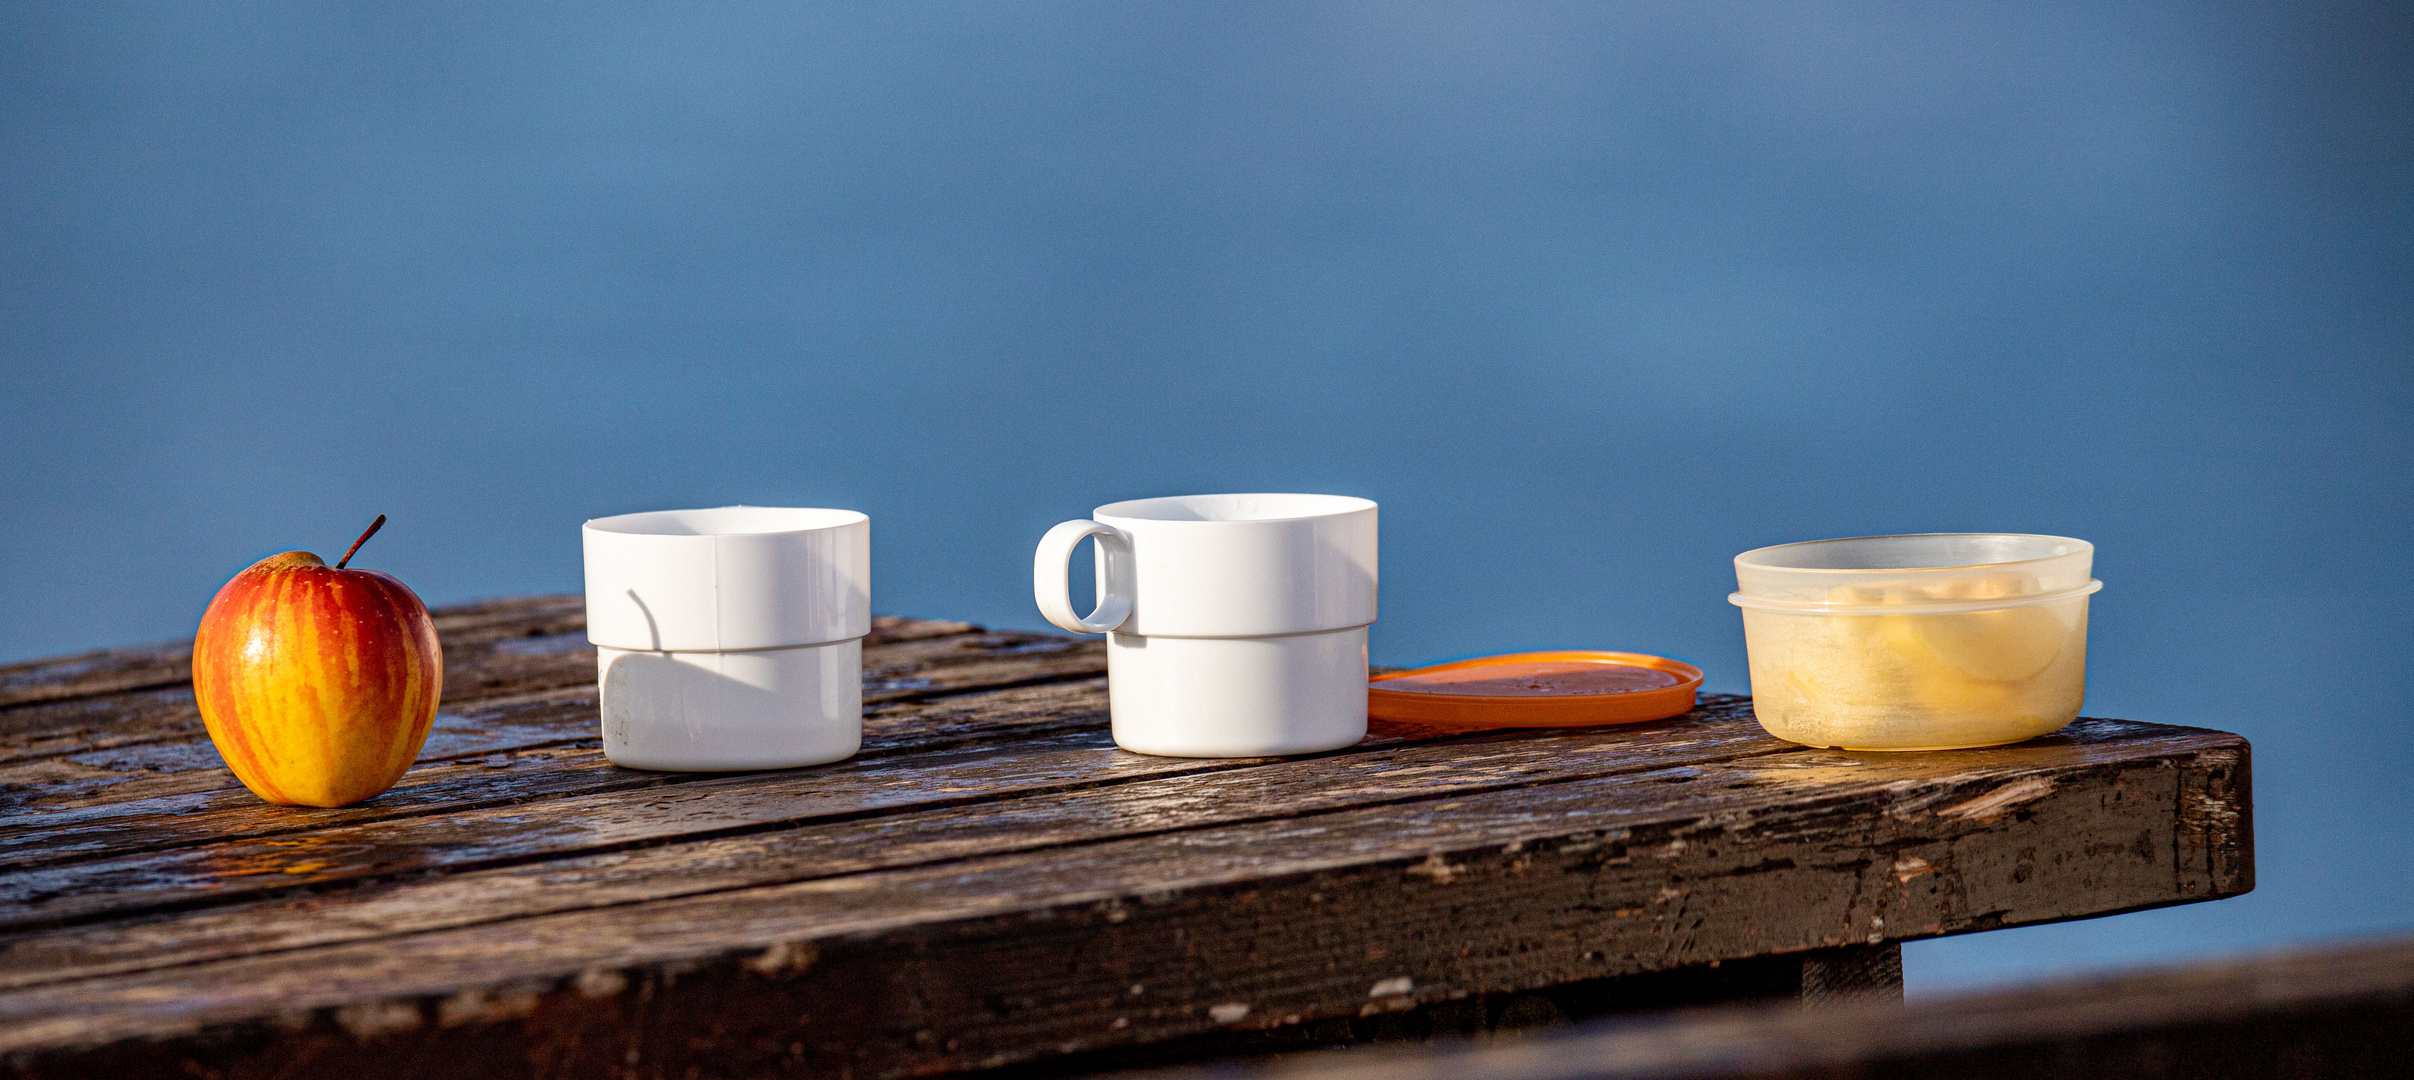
[0,597,2252,1079]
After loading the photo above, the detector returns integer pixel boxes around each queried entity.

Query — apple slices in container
[1730,533,2102,752]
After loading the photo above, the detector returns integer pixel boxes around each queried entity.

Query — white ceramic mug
[583,506,869,771]
[1034,493,1377,757]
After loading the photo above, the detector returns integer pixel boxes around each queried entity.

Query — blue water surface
[3,1,2407,994]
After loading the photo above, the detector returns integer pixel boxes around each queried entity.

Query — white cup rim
[585,505,868,538]
[1094,492,1375,524]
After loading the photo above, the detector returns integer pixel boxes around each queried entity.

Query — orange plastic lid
[1368,650,1702,730]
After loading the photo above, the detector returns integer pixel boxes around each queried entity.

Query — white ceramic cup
[583,506,869,771]
[1034,493,1377,757]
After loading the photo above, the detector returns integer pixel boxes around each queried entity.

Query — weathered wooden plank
[0,605,984,768]
[859,630,1105,699]
[0,676,1120,869]
[864,674,1111,745]
[0,623,1076,783]
[0,595,589,712]
[0,664,1129,879]
[0,644,189,713]
[0,609,596,766]
[1172,935,2410,1080]
[2,739,629,871]
[0,625,1096,840]
[0,695,1761,931]
[0,723,2249,1078]
[0,727,1185,930]
[0,688,204,771]
[0,701,1783,987]
[0,696,599,826]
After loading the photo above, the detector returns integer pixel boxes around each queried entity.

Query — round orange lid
[1368,650,1702,730]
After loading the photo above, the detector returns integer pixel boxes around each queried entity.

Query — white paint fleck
[747,940,819,976]
[576,968,628,998]
[337,1000,423,1039]
[1938,776,2056,822]
[437,987,539,1028]
[1368,977,1413,998]
[1209,1002,1251,1024]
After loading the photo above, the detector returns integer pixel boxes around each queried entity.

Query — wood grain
[0,600,983,768]
[0,596,606,712]
[0,696,1775,932]
[0,596,588,714]
[0,701,1782,986]
[0,609,1099,867]
[0,600,2255,1080]
[0,598,590,765]
[0,720,2248,1077]
[0,669,1136,875]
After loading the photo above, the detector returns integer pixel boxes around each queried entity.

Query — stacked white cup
[1035,493,1377,757]
[582,506,870,771]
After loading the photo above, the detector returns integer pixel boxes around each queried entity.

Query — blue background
[3,2,2407,994]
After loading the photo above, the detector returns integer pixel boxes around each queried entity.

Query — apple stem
[336,515,387,570]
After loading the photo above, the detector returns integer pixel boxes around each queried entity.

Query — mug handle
[1034,519,1134,634]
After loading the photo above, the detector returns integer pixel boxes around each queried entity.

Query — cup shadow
[598,643,861,772]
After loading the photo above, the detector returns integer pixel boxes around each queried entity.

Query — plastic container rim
[1732,532,2094,574]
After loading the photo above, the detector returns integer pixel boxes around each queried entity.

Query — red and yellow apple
[192,516,443,807]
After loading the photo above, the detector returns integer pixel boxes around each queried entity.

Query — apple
[192,515,443,807]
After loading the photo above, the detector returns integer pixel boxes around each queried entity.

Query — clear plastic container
[1729,534,2102,751]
